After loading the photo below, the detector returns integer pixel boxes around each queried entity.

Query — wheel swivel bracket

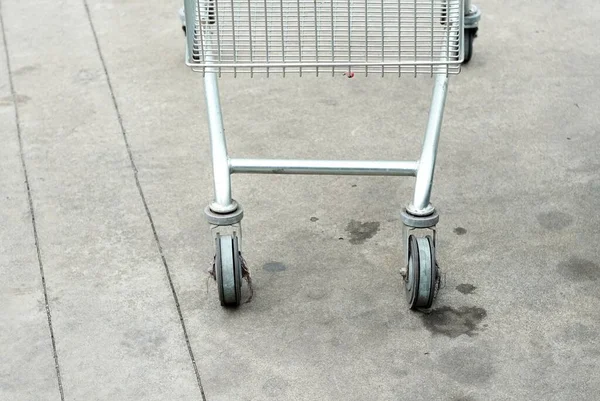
[204,203,244,226]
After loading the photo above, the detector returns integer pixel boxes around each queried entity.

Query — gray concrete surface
[1,0,599,400]
[0,12,60,400]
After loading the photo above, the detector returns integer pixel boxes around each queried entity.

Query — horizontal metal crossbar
[229,158,419,175]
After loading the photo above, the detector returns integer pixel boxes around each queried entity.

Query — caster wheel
[215,234,242,307]
[405,235,438,310]
[463,27,478,64]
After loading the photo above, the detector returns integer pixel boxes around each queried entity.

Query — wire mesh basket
[184,0,464,76]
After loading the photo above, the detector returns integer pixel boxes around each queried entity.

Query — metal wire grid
[185,0,463,76]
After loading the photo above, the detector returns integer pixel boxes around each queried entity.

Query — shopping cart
[181,0,479,309]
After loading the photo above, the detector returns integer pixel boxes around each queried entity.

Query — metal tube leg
[409,74,448,216]
[464,0,472,15]
[204,71,237,214]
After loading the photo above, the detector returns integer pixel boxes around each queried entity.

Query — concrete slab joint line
[0,1,64,399]
[82,1,207,399]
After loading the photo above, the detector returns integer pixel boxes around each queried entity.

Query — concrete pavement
[1,0,599,400]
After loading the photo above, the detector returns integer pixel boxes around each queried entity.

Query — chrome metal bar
[230,0,238,77]
[190,60,462,68]
[411,73,448,213]
[247,0,254,77]
[464,0,472,15]
[347,0,351,73]
[413,0,417,77]
[430,0,434,76]
[398,0,401,77]
[230,159,419,176]
[314,0,319,76]
[279,0,285,76]
[204,71,236,212]
[364,0,368,76]
[215,0,221,66]
[330,0,334,76]
[184,0,196,62]
[381,0,384,77]
[296,0,302,76]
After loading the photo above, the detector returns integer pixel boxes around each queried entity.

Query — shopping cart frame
[182,0,479,309]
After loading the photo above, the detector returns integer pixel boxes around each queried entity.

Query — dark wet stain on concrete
[345,220,380,244]
[456,283,476,294]
[453,227,467,235]
[536,211,573,231]
[263,262,287,272]
[558,257,599,282]
[422,306,487,337]
[310,216,319,222]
